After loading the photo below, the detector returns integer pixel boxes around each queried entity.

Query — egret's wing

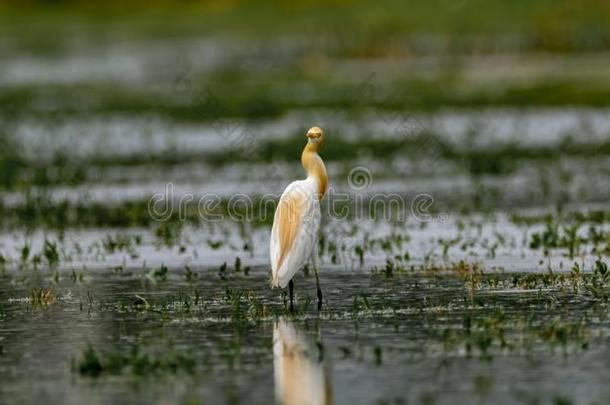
[274,189,305,272]
[270,181,319,287]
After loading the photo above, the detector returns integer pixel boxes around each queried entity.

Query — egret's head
[306,126,324,150]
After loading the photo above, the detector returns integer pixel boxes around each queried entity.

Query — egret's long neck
[301,143,327,199]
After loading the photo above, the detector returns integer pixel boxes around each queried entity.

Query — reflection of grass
[443,310,590,360]
[76,343,196,377]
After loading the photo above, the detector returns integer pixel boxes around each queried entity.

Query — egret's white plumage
[270,127,327,294]
[270,178,321,288]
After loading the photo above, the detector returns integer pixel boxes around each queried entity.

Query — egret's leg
[315,268,323,311]
[311,253,323,311]
[288,279,294,313]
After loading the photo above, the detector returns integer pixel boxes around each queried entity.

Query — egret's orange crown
[306,126,323,140]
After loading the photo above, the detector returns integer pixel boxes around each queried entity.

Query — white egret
[270,126,328,311]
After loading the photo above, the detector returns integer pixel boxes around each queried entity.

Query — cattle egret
[270,126,327,311]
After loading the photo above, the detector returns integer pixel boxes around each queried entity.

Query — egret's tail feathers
[270,273,280,288]
[270,268,290,289]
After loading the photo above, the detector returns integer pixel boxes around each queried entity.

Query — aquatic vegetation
[371,259,400,278]
[76,343,196,377]
[154,222,183,248]
[19,242,31,266]
[442,310,591,360]
[42,239,60,268]
[351,292,371,318]
[218,262,228,281]
[354,245,364,266]
[539,319,589,351]
[233,257,250,275]
[183,265,196,282]
[3,260,610,403]
[207,239,224,250]
[586,259,610,301]
[528,219,609,258]
[29,288,53,307]
[101,233,141,255]
[223,288,269,326]
[0,193,165,230]
[146,265,168,284]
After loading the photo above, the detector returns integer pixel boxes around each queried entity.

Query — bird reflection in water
[273,317,332,405]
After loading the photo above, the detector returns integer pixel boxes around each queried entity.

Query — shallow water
[1,265,609,404]
[0,215,607,403]
[1,213,602,273]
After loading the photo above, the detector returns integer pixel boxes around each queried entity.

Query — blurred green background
[1,0,609,228]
